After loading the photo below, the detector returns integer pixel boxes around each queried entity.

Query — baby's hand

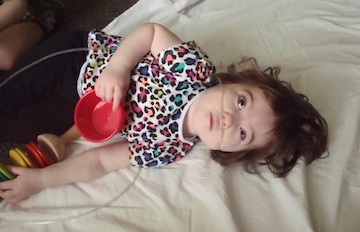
[0,166,44,203]
[95,66,130,111]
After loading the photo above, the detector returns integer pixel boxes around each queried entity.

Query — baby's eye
[240,128,246,140]
[238,96,246,110]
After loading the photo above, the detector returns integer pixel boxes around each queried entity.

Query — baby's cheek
[199,134,222,150]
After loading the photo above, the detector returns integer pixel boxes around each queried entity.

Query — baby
[0,23,328,203]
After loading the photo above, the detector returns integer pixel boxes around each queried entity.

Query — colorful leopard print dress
[77,30,216,168]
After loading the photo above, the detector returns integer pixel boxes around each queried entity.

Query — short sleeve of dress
[128,140,192,168]
[158,41,215,84]
[77,30,124,96]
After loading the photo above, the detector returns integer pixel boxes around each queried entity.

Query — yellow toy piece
[14,147,37,168]
[9,148,28,167]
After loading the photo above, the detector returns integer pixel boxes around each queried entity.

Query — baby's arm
[95,23,182,110]
[0,141,130,203]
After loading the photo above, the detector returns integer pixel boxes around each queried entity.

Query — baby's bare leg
[0,0,27,31]
[0,21,44,70]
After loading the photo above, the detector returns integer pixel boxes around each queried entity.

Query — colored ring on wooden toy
[14,148,37,168]
[0,162,16,180]
[29,142,51,166]
[0,170,8,181]
[36,145,56,165]
[9,148,28,167]
[25,143,47,168]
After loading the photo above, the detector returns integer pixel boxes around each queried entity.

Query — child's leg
[0,0,27,32]
[0,21,44,70]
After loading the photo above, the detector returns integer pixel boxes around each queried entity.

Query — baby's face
[188,83,276,152]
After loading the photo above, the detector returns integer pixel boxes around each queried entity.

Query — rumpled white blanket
[1,0,360,231]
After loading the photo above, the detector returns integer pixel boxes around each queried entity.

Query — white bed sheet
[1,0,360,231]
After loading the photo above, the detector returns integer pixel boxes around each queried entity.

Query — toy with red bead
[0,90,126,181]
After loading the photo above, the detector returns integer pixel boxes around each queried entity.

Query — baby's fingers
[105,86,115,103]
[112,86,123,111]
[0,180,13,190]
[0,189,24,203]
[7,165,26,175]
[95,83,106,101]
[94,82,101,98]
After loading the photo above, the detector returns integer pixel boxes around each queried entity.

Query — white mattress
[1,0,360,231]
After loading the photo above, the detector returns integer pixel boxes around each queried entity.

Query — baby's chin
[201,139,222,151]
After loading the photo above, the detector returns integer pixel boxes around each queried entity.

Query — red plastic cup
[74,90,126,142]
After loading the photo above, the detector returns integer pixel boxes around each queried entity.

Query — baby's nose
[220,112,236,129]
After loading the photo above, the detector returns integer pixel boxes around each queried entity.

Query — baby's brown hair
[210,58,328,177]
